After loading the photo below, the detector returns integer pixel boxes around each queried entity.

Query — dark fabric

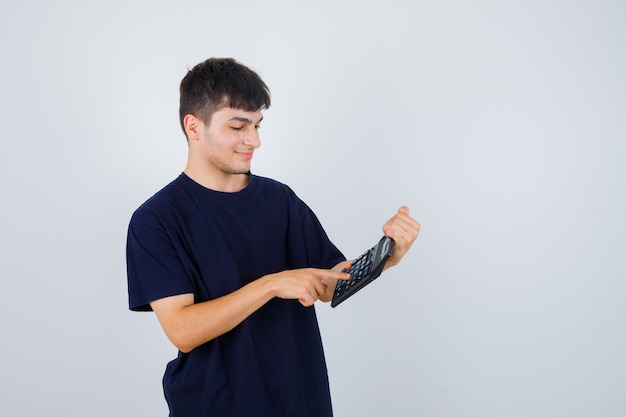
[127,173,345,416]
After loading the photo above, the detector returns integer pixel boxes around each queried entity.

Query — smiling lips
[236,150,254,160]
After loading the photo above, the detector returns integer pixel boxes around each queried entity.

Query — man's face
[196,107,263,176]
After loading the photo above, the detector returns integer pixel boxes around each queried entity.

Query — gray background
[1,1,625,416]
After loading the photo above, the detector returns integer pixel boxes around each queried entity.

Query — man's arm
[150,268,349,353]
[381,206,421,271]
[318,206,420,303]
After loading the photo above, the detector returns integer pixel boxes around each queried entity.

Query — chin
[223,165,251,175]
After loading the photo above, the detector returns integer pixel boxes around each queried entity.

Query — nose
[243,128,261,149]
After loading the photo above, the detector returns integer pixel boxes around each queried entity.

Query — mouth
[236,151,254,160]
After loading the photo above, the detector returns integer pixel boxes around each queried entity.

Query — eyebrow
[230,116,264,124]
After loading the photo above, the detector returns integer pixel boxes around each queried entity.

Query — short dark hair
[179,58,271,137]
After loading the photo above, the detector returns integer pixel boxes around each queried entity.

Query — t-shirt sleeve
[126,209,195,312]
[289,195,346,270]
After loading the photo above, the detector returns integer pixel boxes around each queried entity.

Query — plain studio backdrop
[1,1,625,416]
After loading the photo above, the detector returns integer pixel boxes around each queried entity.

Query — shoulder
[251,174,290,190]
[250,174,313,213]
[250,174,299,200]
[250,174,319,223]
[129,174,189,226]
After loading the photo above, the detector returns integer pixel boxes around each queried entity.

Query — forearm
[152,276,276,353]
[153,267,348,352]
[382,257,399,272]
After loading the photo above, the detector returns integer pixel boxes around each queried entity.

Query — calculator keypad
[331,236,394,307]
[334,251,373,298]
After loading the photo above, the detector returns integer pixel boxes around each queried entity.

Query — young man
[126,57,420,416]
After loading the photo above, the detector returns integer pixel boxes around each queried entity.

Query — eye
[255,125,261,130]
[231,125,244,131]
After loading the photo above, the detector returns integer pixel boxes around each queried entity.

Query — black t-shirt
[127,173,345,416]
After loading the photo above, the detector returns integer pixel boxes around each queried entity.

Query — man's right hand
[267,268,350,307]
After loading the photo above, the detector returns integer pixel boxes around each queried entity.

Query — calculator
[331,236,395,308]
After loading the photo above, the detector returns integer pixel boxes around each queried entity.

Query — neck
[183,165,250,193]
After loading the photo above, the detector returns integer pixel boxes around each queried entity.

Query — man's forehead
[215,107,263,122]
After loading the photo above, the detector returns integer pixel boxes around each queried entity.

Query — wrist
[256,273,279,300]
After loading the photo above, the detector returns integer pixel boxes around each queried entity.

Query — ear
[183,114,201,141]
